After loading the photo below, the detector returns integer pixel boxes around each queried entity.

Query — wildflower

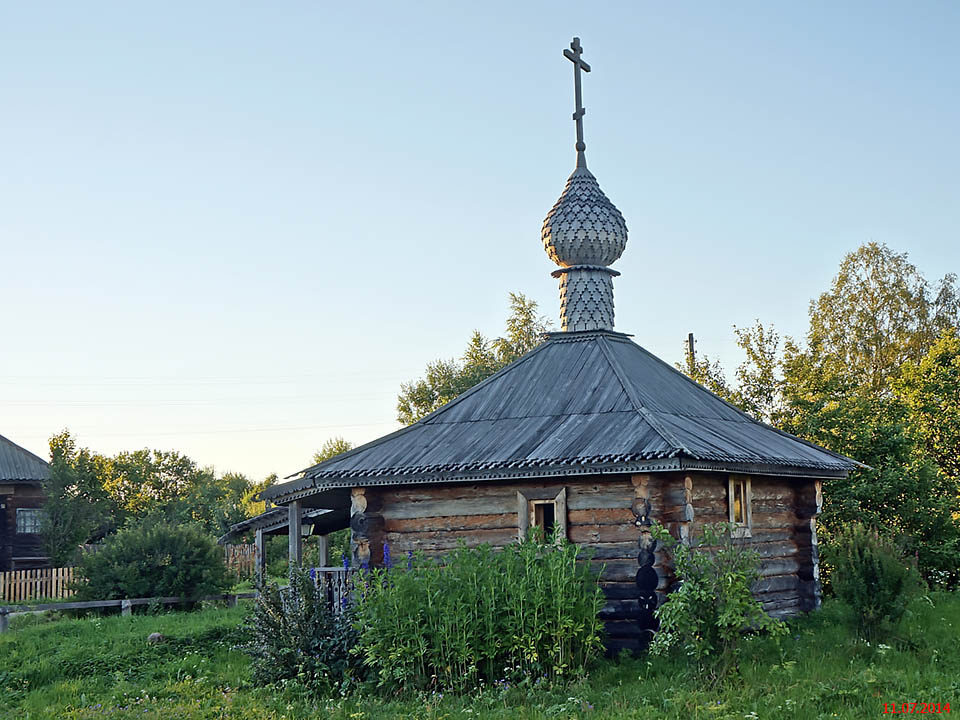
[342,553,350,570]
[383,542,392,570]
[407,550,414,570]
[309,567,317,581]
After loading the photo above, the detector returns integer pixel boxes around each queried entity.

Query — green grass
[1,594,958,720]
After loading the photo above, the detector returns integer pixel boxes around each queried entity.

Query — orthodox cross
[563,36,591,166]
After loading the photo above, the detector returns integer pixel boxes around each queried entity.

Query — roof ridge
[595,335,693,459]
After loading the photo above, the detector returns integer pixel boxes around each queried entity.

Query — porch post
[254,528,266,584]
[288,500,302,567]
[317,534,329,568]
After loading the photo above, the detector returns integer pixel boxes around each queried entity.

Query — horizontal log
[756,590,801,607]
[749,540,799,559]
[385,528,517,552]
[603,620,651,639]
[380,496,515,520]
[568,508,635,526]
[600,582,640,600]
[570,524,640,544]
[748,527,795,543]
[599,599,642,620]
[752,499,797,515]
[566,486,634,511]
[384,513,514,533]
[753,574,799,594]
[759,557,800,576]
[751,512,798,529]
[595,561,669,588]
[761,596,803,612]
[583,542,641,560]
[750,484,794,502]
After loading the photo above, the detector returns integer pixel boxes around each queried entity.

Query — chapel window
[728,474,752,538]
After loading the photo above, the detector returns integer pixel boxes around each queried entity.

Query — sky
[1,2,958,481]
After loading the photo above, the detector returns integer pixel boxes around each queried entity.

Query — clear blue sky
[2,2,958,480]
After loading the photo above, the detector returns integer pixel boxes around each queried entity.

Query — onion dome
[541,165,628,268]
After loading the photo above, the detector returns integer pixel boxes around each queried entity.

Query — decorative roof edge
[264,454,851,505]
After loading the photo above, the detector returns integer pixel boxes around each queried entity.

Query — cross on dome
[563,37,591,168]
[541,37,629,333]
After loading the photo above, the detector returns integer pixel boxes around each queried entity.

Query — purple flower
[407,550,413,571]
[342,553,349,570]
[383,542,392,570]
[309,567,317,581]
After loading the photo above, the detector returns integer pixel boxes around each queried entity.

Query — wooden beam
[288,501,302,567]
[317,534,329,568]
[254,529,266,584]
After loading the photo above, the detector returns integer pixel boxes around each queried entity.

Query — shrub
[830,523,923,640]
[75,518,232,601]
[352,534,605,693]
[651,522,786,680]
[243,566,362,693]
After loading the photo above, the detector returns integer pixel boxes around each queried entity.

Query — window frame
[517,487,567,541]
[16,507,46,535]
[728,474,752,539]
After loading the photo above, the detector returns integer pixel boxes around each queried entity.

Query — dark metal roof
[0,434,49,483]
[265,331,858,502]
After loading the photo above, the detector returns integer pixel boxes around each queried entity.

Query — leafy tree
[40,430,117,565]
[732,321,784,423]
[240,473,277,518]
[806,242,958,393]
[894,330,960,480]
[491,292,552,364]
[682,244,960,585]
[104,448,209,517]
[42,431,277,551]
[313,437,355,465]
[397,292,551,425]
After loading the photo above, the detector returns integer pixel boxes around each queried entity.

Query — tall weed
[352,534,605,692]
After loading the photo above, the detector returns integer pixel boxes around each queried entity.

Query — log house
[262,38,858,653]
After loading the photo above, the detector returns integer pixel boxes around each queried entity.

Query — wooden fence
[0,592,258,633]
[0,567,76,603]
[224,543,256,577]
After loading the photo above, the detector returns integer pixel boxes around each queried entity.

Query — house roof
[264,330,858,504]
[0,434,49,483]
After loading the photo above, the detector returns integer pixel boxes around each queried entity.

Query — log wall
[356,470,822,653]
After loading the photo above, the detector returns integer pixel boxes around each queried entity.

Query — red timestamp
[884,704,951,714]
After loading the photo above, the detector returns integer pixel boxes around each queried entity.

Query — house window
[532,500,557,537]
[517,488,567,541]
[728,475,752,538]
[16,508,45,534]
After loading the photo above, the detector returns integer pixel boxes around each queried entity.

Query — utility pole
[686,333,695,369]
